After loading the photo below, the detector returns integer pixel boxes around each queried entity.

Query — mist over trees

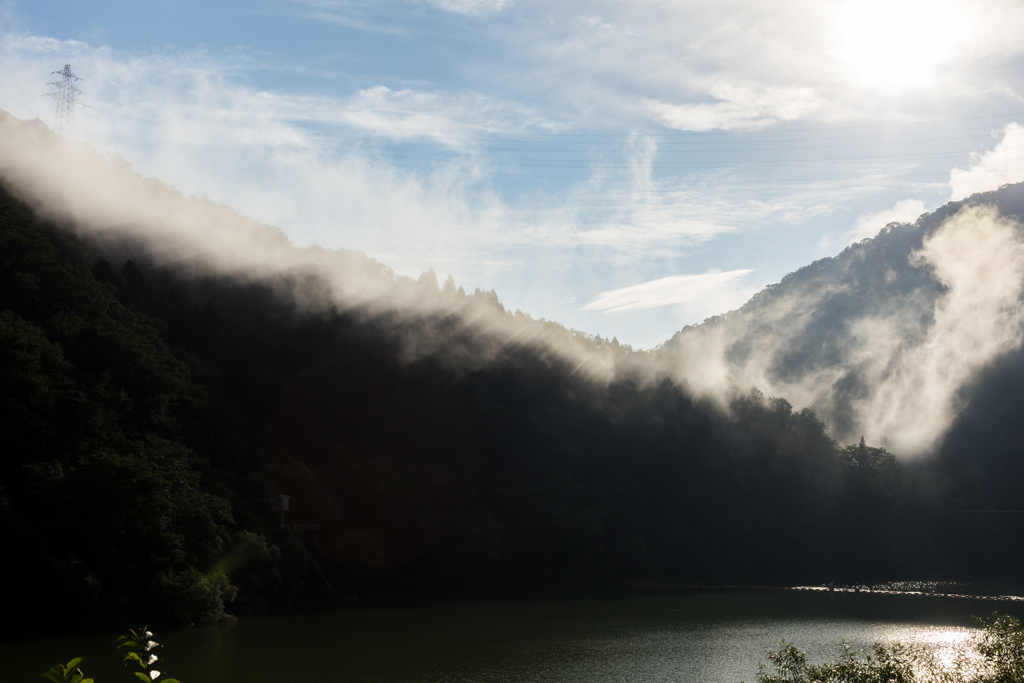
[663,181,1024,577]
[664,183,1024,456]
[4,140,1024,636]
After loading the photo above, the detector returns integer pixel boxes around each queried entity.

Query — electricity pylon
[45,64,86,140]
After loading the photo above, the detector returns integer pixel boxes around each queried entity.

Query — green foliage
[117,627,179,683]
[755,642,920,683]
[41,658,93,683]
[0,185,302,633]
[752,613,1024,683]
[225,531,286,617]
[41,628,181,683]
[975,612,1024,683]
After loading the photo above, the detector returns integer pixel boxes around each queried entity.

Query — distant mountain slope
[4,108,1024,638]
[2,173,931,634]
[662,182,1024,456]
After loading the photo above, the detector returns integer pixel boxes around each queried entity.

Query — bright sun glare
[840,0,967,86]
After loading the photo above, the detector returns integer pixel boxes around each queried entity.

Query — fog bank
[664,202,1024,456]
[0,111,638,386]
[4,110,1023,456]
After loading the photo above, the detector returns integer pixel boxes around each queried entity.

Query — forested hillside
[5,174,1024,639]
[664,183,1024,454]
[664,182,1024,574]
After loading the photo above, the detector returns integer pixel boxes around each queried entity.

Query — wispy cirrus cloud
[0,33,758,310]
[584,270,754,313]
[420,0,513,13]
[281,85,559,147]
[290,0,510,32]
[11,0,1024,349]
[492,0,1024,135]
[645,84,822,132]
[291,9,408,35]
[0,34,519,268]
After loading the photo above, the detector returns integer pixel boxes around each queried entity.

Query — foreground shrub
[753,612,1023,683]
[42,628,179,683]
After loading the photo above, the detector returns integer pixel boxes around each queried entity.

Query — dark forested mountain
[663,184,1024,452]
[661,181,1024,581]
[3,116,1024,638]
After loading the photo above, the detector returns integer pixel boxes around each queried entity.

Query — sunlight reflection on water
[0,592,1016,683]
[478,619,977,683]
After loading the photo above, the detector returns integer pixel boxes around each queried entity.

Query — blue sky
[4,0,1024,347]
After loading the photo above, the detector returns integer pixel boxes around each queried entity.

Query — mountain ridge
[662,181,1024,455]
[3,110,1024,636]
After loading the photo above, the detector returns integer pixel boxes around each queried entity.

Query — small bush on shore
[43,628,179,683]
[753,612,1024,683]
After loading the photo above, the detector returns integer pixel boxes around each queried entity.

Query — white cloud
[291,0,510,26]
[0,34,529,277]
[0,32,773,311]
[10,0,1024,348]
[584,270,753,313]
[422,0,512,13]
[949,123,1024,201]
[645,85,822,132]
[496,0,1024,135]
[574,218,733,250]
[849,198,927,241]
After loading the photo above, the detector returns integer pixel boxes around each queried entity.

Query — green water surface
[2,591,1015,682]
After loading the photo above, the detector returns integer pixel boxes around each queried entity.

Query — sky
[3,0,1024,348]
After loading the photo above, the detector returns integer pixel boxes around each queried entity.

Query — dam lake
[2,589,1019,682]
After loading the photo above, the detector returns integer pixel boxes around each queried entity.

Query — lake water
[2,591,1017,682]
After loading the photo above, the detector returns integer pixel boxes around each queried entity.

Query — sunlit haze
[839,0,967,86]
[3,0,1024,350]
[9,0,1024,667]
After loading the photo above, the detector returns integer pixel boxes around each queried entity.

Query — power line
[367,159,971,183]
[79,100,1021,183]
[44,65,86,141]
[91,104,1000,162]
[295,129,995,153]
[267,111,1024,139]
[90,101,1013,159]
[97,99,1024,142]
[348,145,983,166]
[202,106,1024,137]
